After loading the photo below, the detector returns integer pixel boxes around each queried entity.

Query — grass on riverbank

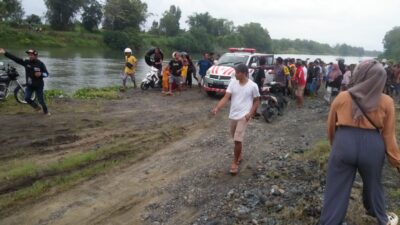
[0,24,104,48]
[72,86,123,100]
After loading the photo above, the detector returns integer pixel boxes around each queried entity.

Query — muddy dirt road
[0,88,399,225]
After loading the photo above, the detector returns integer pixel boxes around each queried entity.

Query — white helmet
[124,48,132,53]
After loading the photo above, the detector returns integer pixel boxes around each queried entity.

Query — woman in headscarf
[320,60,400,225]
[324,64,343,103]
[340,65,352,91]
[328,63,342,84]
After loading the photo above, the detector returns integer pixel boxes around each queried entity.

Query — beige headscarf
[347,60,386,120]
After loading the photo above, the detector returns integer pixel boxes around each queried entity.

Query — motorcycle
[260,82,288,123]
[140,66,161,90]
[0,62,36,104]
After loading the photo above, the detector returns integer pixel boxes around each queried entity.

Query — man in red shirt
[293,59,306,108]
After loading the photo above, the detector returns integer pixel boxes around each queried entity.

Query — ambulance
[203,48,274,96]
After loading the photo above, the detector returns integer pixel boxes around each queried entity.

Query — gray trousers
[320,127,388,225]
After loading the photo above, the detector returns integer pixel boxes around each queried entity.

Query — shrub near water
[73,86,122,100]
[44,89,66,100]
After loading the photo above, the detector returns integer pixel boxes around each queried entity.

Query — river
[1,48,374,94]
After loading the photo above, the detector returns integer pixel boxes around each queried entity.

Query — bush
[168,28,215,53]
[73,86,121,100]
[103,30,142,51]
[45,89,67,100]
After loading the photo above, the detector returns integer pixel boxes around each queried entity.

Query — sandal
[387,212,398,225]
[230,162,238,175]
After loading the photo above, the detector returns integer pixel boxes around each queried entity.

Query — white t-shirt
[226,79,260,120]
[303,67,308,82]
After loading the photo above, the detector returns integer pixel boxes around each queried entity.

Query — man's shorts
[230,117,249,142]
[121,73,135,81]
[197,74,205,85]
[169,75,181,85]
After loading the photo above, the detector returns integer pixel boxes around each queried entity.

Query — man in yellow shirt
[122,48,137,90]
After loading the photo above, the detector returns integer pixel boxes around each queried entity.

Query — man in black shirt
[254,56,266,93]
[0,48,50,115]
[168,52,183,95]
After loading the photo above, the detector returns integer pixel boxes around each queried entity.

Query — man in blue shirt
[197,53,213,88]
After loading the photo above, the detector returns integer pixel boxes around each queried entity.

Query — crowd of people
[122,48,219,95]
[254,56,400,109]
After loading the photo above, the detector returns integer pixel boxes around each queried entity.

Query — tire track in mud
[0,89,221,223]
[0,123,218,225]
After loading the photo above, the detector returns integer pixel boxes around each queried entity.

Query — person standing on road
[293,59,306,108]
[197,53,213,88]
[212,64,260,175]
[186,54,196,88]
[168,52,183,95]
[122,48,137,91]
[153,47,163,76]
[272,57,286,89]
[0,48,50,115]
[254,56,267,93]
[320,60,400,225]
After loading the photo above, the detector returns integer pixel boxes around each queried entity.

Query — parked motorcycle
[0,62,35,103]
[260,82,287,123]
[140,66,161,90]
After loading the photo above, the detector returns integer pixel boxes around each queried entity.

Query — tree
[103,30,142,50]
[148,20,160,35]
[103,0,147,31]
[237,23,272,52]
[82,0,103,31]
[44,0,85,30]
[187,12,234,36]
[0,0,24,23]
[25,14,42,25]
[382,26,400,61]
[159,5,181,36]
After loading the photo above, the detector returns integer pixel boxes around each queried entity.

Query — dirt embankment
[0,88,399,225]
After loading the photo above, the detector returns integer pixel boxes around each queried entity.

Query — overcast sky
[21,0,400,51]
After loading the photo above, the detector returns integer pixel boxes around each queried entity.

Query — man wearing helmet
[122,48,137,90]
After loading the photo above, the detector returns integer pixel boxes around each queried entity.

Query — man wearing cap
[0,48,50,115]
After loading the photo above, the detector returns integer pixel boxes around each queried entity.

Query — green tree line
[1,0,397,60]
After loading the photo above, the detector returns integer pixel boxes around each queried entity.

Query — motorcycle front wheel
[0,88,9,101]
[140,82,149,90]
[262,107,272,123]
[14,84,36,104]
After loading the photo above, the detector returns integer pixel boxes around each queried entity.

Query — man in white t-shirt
[212,64,260,175]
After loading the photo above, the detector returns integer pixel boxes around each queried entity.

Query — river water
[1,48,374,94]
